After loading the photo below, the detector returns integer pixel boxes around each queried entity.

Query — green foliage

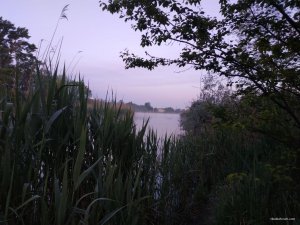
[179,76,300,224]
[1,61,226,224]
[1,7,300,225]
[0,62,154,224]
[180,75,234,134]
[5,49,298,224]
[0,17,37,91]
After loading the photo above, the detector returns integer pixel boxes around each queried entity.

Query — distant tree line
[126,101,182,113]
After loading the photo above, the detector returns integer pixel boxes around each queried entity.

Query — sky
[0,0,220,109]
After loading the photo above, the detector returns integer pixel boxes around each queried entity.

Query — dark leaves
[99,0,300,126]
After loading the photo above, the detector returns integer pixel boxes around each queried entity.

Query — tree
[144,102,153,111]
[180,74,233,134]
[0,17,37,91]
[99,0,300,128]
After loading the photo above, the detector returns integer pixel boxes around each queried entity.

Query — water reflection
[134,112,183,137]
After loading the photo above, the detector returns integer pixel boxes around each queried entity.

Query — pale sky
[0,0,220,109]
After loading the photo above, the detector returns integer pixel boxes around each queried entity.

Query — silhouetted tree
[100,0,300,127]
[144,102,153,111]
[0,17,37,91]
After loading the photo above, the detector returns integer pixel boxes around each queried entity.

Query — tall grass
[0,62,158,224]
[0,57,299,225]
[1,58,212,224]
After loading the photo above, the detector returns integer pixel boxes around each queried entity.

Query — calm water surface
[134,112,183,137]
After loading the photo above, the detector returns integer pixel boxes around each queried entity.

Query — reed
[0,53,298,225]
[0,61,156,224]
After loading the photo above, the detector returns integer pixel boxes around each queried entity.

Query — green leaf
[83,198,117,224]
[15,195,40,212]
[57,163,69,225]
[45,106,68,133]
[73,126,87,187]
[74,158,102,191]
[98,205,127,225]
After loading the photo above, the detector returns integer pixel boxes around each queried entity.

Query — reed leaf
[45,106,68,134]
[74,157,102,191]
[73,126,87,187]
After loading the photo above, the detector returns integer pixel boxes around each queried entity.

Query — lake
[134,112,183,137]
